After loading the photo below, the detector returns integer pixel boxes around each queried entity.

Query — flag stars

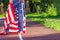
[14,12,16,15]
[16,8,18,9]
[17,17,18,18]
[16,10,18,12]
[17,14,18,15]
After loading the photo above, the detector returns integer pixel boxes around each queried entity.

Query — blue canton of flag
[13,0,26,32]
[0,0,26,34]
[13,0,25,21]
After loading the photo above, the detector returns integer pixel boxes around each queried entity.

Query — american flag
[2,2,26,34]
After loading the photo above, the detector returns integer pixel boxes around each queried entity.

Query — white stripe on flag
[10,24,18,28]
[6,12,10,24]
[9,5,14,22]
[3,3,26,34]
[9,29,18,32]
[13,21,18,23]
[23,23,26,26]
[23,28,26,31]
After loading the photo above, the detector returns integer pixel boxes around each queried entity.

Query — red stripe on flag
[2,3,26,34]
[11,22,18,26]
[6,9,12,23]
[9,3,16,21]
[9,27,18,30]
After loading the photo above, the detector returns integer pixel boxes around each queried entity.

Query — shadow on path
[0,19,60,40]
[24,33,60,40]
[0,33,60,40]
[26,21,44,27]
[0,35,19,40]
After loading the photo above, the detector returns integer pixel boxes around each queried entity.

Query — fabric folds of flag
[0,3,26,34]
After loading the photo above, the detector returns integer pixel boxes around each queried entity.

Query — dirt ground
[0,19,60,40]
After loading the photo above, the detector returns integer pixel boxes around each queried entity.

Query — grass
[0,0,60,32]
[26,12,60,32]
[44,18,60,31]
[26,0,60,32]
[0,13,5,18]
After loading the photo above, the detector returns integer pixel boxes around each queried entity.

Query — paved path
[0,20,60,40]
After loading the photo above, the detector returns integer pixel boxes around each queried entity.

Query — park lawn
[26,0,60,32]
[0,0,60,31]
[0,13,5,19]
[26,12,60,32]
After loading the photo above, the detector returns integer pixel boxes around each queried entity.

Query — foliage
[32,0,40,3]
[26,12,60,32]
[0,13,5,18]
[29,0,40,12]
[37,4,57,17]
[40,0,52,12]
[47,4,57,16]
[0,0,60,32]
[2,0,9,11]
[44,18,60,31]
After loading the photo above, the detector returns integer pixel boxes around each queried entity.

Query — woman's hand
[9,0,13,3]
[19,0,23,2]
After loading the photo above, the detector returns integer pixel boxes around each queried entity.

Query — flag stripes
[3,3,26,34]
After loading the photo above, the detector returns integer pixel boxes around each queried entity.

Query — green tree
[40,0,52,12]
[29,0,40,13]
[1,0,9,11]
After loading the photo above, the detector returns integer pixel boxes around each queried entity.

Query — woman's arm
[9,0,13,3]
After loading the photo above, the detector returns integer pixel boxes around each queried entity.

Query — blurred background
[0,0,60,32]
